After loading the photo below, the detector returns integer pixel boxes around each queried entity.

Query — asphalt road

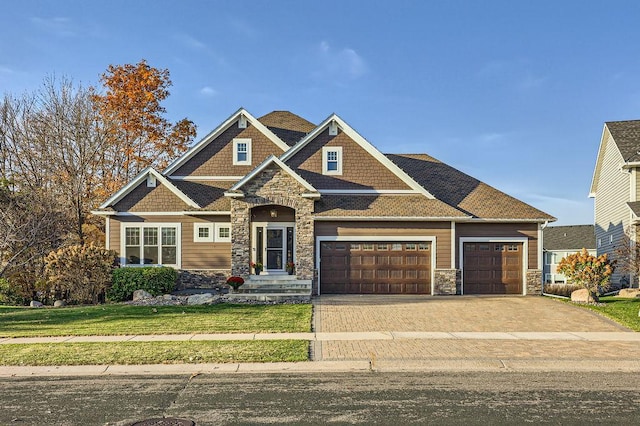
[1,371,638,425]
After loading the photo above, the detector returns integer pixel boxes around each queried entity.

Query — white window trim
[194,223,214,243]
[215,223,232,243]
[322,146,343,175]
[120,223,181,268]
[233,138,252,166]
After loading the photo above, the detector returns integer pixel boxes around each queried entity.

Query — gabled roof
[543,225,595,251]
[627,201,640,217]
[280,113,435,198]
[590,120,640,196]
[164,108,290,175]
[314,195,468,219]
[98,167,200,209]
[387,154,555,222]
[227,155,319,196]
[258,111,316,146]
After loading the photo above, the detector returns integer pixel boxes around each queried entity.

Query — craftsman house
[94,108,555,295]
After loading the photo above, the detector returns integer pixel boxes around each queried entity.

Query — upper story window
[233,138,252,166]
[322,146,343,175]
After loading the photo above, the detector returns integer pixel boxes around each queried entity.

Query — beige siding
[314,221,452,269]
[455,223,539,269]
[594,130,629,284]
[111,215,231,269]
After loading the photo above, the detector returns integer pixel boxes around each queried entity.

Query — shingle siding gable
[172,122,286,177]
[285,128,412,190]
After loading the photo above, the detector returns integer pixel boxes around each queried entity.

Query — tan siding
[594,129,629,284]
[113,181,190,212]
[173,122,286,177]
[111,215,231,269]
[455,223,539,269]
[109,217,120,255]
[287,129,412,190]
[315,221,451,269]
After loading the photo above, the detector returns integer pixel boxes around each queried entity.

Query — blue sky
[2,1,640,225]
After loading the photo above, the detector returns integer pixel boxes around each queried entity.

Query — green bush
[0,278,25,305]
[108,267,177,302]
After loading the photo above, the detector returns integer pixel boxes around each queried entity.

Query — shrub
[45,244,117,304]
[0,278,24,305]
[108,267,177,302]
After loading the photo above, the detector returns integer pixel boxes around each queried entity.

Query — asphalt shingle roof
[314,195,468,218]
[605,120,640,162]
[543,225,595,250]
[258,111,316,146]
[386,154,555,221]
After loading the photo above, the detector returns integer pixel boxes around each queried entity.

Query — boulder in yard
[133,289,153,301]
[187,293,215,305]
[53,300,67,307]
[29,300,44,308]
[571,288,598,303]
[618,288,640,298]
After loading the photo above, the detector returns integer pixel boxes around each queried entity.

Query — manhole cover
[131,418,195,426]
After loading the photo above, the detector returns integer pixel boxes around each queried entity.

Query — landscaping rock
[571,288,598,303]
[187,293,216,305]
[133,290,153,301]
[53,300,67,307]
[29,301,43,308]
[618,288,640,298]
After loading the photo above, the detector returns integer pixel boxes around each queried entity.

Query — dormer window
[233,138,252,166]
[322,146,342,175]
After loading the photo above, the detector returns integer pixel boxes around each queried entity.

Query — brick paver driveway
[313,295,624,333]
[312,295,635,362]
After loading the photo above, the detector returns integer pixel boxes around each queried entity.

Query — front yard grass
[0,340,309,366]
[577,296,640,331]
[0,303,312,337]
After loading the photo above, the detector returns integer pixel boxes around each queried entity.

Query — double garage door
[463,242,523,294]
[320,241,431,294]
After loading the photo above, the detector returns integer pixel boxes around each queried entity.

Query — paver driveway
[313,295,625,333]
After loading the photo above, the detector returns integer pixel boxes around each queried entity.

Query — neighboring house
[542,225,596,285]
[94,108,555,295]
[590,120,640,286]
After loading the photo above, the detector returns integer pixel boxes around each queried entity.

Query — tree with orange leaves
[92,60,196,194]
[557,248,615,303]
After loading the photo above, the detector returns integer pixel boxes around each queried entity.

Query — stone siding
[230,164,317,281]
[177,270,230,289]
[433,269,458,295]
[527,269,542,295]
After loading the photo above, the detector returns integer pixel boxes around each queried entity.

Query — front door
[266,227,285,271]
[252,222,295,274]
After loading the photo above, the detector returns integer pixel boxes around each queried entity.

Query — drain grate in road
[130,418,195,426]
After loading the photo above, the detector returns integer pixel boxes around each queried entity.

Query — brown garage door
[320,241,431,294]
[463,242,523,294]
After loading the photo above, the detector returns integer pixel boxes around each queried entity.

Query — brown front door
[463,242,523,294]
[320,241,431,294]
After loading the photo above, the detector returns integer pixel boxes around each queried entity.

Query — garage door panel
[463,242,523,295]
[320,241,431,294]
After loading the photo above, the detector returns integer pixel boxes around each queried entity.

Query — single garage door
[463,242,523,294]
[320,241,431,294]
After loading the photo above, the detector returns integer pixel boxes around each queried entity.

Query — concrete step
[226,293,311,302]
[249,274,299,281]
[241,282,312,289]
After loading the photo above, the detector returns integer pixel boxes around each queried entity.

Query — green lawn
[0,340,309,365]
[0,303,312,337]
[577,296,640,331]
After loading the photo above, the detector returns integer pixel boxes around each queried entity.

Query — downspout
[539,220,549,294]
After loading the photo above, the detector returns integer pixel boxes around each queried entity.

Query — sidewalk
[2,331,639,377]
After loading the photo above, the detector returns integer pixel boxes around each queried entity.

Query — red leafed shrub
[226,276,244,290]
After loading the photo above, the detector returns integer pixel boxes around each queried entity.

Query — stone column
[230,199,250,277]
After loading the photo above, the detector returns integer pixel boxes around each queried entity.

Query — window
[598,238,602,248]
[123,224,180,267]
[377,244,388,251]
[350,243,361,250]
[233,138,252,165]
[322,146,343,175]
[418,243,430,251]
[194,223,214,243]
[215,224,231,243]
[362,243,374,251]
[391,243,403,251]
[405,243,417,251]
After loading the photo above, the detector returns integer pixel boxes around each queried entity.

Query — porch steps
[227,274,312,302]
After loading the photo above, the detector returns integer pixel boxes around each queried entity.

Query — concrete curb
[3,359,640,377]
